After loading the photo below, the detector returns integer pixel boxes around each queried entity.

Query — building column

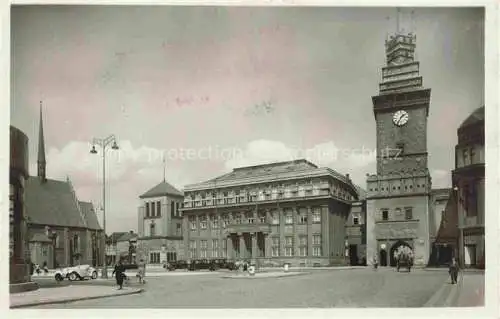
[321,206,329,260]
[227,235,233,260]
[279,207,285,257]
[293,208,299,257]
[264,233,271,258]
[238,232,245,259]
[307,206,313,258]
[251,232,257,261]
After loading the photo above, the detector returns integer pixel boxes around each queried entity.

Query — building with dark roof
[25,106,105,268]
[137,179,185,265]
[181,159,363,267]
[453,106,485,268]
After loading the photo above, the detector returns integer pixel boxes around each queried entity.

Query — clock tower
[365,27,433,268]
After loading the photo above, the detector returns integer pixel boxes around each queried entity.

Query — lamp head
[111,141,119,150]
[90,145,98,154]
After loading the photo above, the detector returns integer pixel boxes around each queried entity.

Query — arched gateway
[390,241,413,267]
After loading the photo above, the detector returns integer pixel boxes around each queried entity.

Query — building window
[259,213,266,224]
[176,202,180,217]
[150,252,161,264]
[353,216,359,225]
[145,202,150,217]
[470,147,476,164]
[382,210,389,221]
[176,223,182,236]
[466,183,478,217]
[151,202,155,217]
[150,222,156,236]
[200,216,207,229]
[171,201,175,218]
[189,216,197,231]
[234,213,242,224]
[73,234,79,252]
[298,246,307,257]
[42,246,48,256]
[405,207,413,220]
[463,149,469,166]
[271,212,279,225]
[200,240,208,258]
[312,234,321,245]
[284,247,294,257]
[157,201,161,217]
[212,239,219,258]
[298,211,307,224]
[285,236,293,246]
[189,240,196,258]
[285,212,293,225]
[312,247,322,257]
[167,252,177,262]
[222,214,230,228]
[312,209,321,223]
[222,239,227,258]
[284,236,294,256]
[271,237,280,257]
[211,215,219,229]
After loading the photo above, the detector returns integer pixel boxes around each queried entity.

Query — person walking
[449,257,459,284]
[112,259,126,290]
[137,258,146,284]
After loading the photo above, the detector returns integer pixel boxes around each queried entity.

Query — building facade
[345,196,367,266]
[25,106,105,268]
[453,106,485,268]
[366,30,434,267]
[181,160,361,267]
[137,180,185,265]
[10,126,37,293]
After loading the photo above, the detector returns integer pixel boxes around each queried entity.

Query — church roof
[117,231,138,242]
[108,232,127,244]
[139,180,184,199]
[25,176,87,228]
[459,106,484,130]
[78,201,102,230]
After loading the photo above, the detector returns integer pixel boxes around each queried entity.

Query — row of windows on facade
[187,236,323,258]
[380,207,413,221]
[185,181,354,204]
[187,211,322,230]
[147,222,182,237]
[145,200,182,218]
[369,183,426,192]
[149,252,177,264]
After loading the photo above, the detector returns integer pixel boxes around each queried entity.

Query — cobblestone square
[31,269,449,308]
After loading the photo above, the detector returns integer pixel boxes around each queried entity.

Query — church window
[171,201,175,217]
[462,149,469,166]
[145,202,150,217]
[157,201,161,216]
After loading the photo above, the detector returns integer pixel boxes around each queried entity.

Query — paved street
[30,268,448,308]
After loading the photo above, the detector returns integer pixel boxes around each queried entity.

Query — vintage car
[54,264,98,281]
[210,259,237,271]
[188,259,211,271]
[164,260,188,271]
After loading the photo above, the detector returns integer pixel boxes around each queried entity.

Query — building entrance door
[349,245,358,265]
[465,244,476,266]
[379,249,387,267]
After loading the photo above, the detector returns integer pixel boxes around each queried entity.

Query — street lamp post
[48,229,57,269]
[90,135,119,278]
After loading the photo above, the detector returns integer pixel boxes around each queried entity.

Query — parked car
[209,259,237,271]
[54,264,98,281]
[164,260,188,271]
[188,259,212,271]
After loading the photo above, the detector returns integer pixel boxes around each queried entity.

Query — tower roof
[37,102,46,180]
[459,106,484,130]
[139,180,184,199]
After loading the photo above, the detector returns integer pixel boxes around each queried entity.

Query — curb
[221,272,308,279]
[423,273,462,307]
[10,288,144,309]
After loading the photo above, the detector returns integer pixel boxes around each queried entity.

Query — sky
[10,6,484,234]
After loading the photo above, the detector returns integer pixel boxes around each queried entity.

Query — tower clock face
[393,110,409,126]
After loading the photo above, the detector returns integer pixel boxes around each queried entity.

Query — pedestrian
[449,257,459,284]
[137,258,146,284]
[372,256,378,270]
[42,261,49,274]
[112,259,126,290]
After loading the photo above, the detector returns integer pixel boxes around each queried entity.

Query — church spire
[38,101,47,181]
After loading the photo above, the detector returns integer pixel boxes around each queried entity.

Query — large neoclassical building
[181,159,362,267]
